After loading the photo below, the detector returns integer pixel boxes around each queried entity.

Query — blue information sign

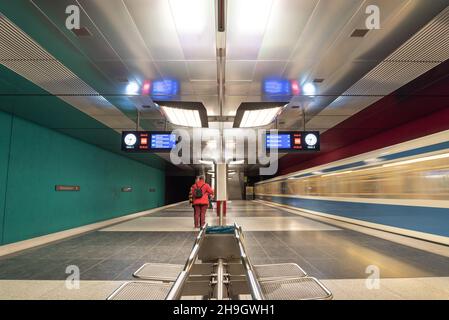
[266,134,292,149]
[150,134,177,149]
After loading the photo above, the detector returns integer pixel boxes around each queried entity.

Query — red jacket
[191,180,214,205]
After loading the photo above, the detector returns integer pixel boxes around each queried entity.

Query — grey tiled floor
[1,201,449,281]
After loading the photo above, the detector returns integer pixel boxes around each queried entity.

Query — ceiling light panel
[161,106,202,127]
[168,0,216,60]
[239,107,281,128]
[125,0,184,60]
[226,0,274,59]
[257,0,317,60]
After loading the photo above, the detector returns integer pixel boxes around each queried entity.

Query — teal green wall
[0,111,165,245]
[0,113,12,243]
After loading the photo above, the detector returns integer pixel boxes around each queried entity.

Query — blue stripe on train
[258,195,449,238]
[287,141,449,179]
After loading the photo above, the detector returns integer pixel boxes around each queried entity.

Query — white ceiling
[22,0,449,133]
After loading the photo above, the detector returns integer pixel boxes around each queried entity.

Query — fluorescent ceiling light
[239,107,281,128]
[235,0,273,35]
[229,160,244,165]
[169,0,208,34]
[162,106,202,127]
[382,153,449,168]
[199,160,214,165]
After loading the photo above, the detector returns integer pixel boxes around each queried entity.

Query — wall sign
[55,185,80,191]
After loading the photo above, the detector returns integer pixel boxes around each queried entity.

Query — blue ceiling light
[263,79,291,96]
[151,79,180,97]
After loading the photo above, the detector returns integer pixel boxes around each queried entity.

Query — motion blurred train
[255,130,449,245]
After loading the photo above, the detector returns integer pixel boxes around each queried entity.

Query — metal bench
[254,263,307,281]
[234,224,332,300]
[108,281,172,300]
[107,223,332,300]
[107,225,209,300]
[133,263,184,282]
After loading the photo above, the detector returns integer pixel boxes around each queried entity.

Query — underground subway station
[1,0,449,316]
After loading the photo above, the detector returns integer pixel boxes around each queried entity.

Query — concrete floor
[0,200,448,300]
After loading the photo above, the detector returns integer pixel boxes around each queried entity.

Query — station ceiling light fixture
[169,0,208,35]
[229,160,245,165]
[162,106,202,128]
[239,108,282,128]
[233,102,287,128]
[157,101,209,128]
[234,0,273,35]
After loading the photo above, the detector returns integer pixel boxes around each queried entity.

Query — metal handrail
[165,224,208,300]
[234,223,265,300]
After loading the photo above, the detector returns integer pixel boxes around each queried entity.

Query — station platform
[1,200,448,300]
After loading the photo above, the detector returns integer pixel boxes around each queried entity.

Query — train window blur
[256,152,449,201]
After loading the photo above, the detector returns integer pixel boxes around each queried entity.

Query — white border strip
[0,201,188,257]
[256,193,449,209]
[256,199,449,252]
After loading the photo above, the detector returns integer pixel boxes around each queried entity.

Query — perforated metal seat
[259,277,332,300]
[133,263,183,281]
[254,263,307,281]
[107,281,172,300]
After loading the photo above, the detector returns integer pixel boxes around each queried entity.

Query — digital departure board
[122,131,177,152]
[265,131,320,152]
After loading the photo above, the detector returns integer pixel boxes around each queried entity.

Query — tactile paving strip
[254,263,307,281]
[107,282,172,300]
[133,263,183,281]
[259,277,332,300]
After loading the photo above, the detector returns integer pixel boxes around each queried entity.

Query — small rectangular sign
[55,185,80,191]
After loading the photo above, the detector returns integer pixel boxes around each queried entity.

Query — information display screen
[266,133,292,149]
[265,131,320,152]
[122,131,177,152]
[150,133,177,149]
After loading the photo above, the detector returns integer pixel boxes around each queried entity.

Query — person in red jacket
[191,175,214,228]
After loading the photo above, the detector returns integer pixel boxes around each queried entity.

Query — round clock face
[124,133,137,146]
[305,133,318,146]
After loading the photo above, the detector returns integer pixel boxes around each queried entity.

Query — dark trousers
[193,205,208,228]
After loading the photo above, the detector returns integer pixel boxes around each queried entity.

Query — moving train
[255,129,449,244]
